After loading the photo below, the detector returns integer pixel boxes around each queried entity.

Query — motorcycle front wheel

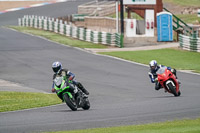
[63,93,77,111]
[167,82,178,97]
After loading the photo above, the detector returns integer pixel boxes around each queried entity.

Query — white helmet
[52,61,62,73]
[149,60,157,71]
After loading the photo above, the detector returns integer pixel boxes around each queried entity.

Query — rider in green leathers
[51,61,89,101]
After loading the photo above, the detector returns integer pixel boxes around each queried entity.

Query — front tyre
[167,82,178,97]
[63,93,77,111]
[177,91,181,96]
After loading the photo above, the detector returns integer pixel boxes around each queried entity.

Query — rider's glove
[52,88,56,93]
[155,78,158,82]
[171,68,175,73]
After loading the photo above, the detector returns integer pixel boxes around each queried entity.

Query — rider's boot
[77,82,89,95]
[177,79,181,85]
[57,93,64,102]
[155,82,162,91]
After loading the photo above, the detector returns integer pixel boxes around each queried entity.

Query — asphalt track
[0,1,200,133]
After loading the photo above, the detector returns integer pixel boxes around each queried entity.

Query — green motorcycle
[54,76,90,111]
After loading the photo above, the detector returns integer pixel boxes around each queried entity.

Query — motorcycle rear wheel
[63,94,77,111]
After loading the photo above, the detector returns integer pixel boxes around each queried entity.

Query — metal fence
[18,15,122,47]
[179,34,200,52]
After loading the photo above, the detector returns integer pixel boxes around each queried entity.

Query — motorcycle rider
[148,60,179,90]
[51,61,89,100]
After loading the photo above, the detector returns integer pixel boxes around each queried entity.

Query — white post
[116,0,119,33]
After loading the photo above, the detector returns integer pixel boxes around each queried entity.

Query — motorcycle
[156,67,181,97]
[54,76,90,111]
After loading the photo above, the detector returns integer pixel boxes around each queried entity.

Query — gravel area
[0,1,52,11]
[0,79,49,93]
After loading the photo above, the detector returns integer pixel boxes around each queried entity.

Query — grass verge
[99,48,200,73]
[0,91,61,112]
[176,14,200,24]
[8,26,108,49]
[163,0,200,7]
[46,118,200,133]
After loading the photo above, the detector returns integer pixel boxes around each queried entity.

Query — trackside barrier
[18,15,122,47]
[179,34,200,52]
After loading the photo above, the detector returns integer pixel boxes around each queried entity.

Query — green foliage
[0,91,61,112]
[100,48,200,73]
[9,26,108,49]
[109,12,143,20]
[163,0,200,7]
[46,118,200,133]
[176,14,200,24]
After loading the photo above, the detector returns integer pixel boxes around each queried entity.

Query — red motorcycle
[156,67,181,97]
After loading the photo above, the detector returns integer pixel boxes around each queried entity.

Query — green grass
[163,0,200,7]
[176,14,200,24]
[46,118,200,133]
[100,48,200,73]
[8,26,108,49]
[109,12,143,20]
[0,91,61,112]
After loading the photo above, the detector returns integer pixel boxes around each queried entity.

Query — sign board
[124,0,156,5]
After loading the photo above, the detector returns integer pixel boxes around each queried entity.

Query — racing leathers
[52,68,89,100]
[148,65,177,90]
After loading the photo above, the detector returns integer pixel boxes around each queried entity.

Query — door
[157,12,173,41]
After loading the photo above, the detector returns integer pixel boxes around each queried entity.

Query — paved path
[85,42,179,53]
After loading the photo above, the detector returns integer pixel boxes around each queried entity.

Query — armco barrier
[179,34,200,52]
[18,15,122,47]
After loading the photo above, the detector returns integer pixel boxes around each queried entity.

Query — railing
[164,8,193,35]
[179,34,200,52]
[18,15,122,47]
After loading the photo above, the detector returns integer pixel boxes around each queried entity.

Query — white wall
[126,19,136,37]
[145,9,154,37]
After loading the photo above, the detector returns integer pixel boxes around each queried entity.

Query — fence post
[179,34,183,48]
[57,19,60,33]
[83,28,86,41]
[42,17,44,30]
[37,17,39,28]
[106,33,112,45]
[64,24,67,35]
[98,32,102,44]
[93,31,98,44]
[190,35,198,52]
[39,17,42,29]
[18,18,21,26]
[47,18,49,31]
[59,20,63,35]
[102,32,107,44]
[28,16,31,27]
[66,25,70,36]
[52,19,55,32]
[86,29,92,42]
[90,31,94,43]
[70,25,72,37]
[77,27,80,39]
